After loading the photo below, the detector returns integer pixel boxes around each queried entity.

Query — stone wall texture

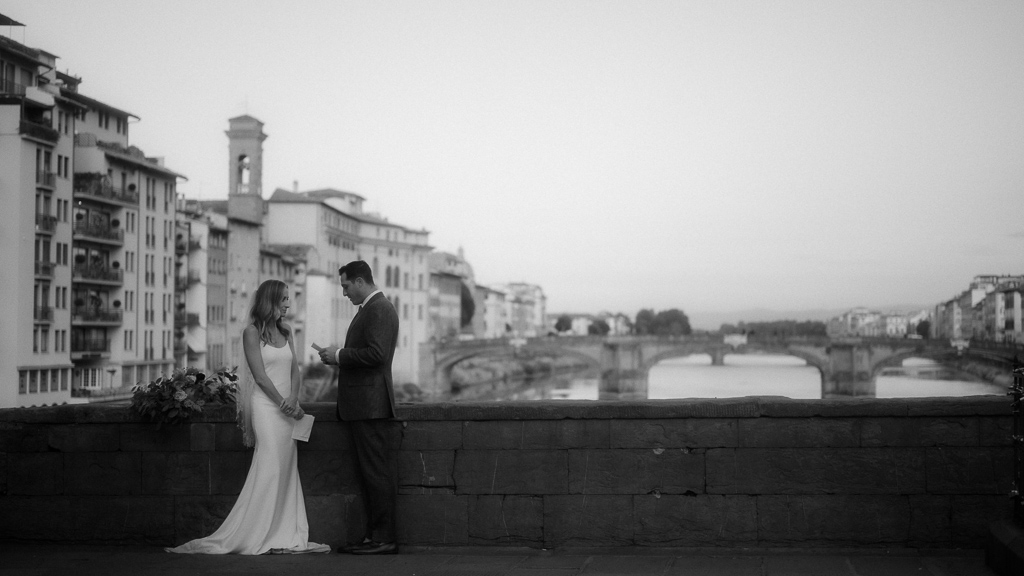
[0,396,1013,549]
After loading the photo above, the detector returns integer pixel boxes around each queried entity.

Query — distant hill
[688,304,932,331]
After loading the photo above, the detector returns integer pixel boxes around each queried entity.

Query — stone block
[0,423,48,452]
[398,450,454,490]
[306,493,365,547]
[610,419,738,448]
[141,452,210,495]
[463,420,610,450]
[757,397,908,418]
[189,423,216,451]
[467,495,544,546]
[297,449,362,496]
[8,452,63,495]
[925,447,1014,494]
[913,417,979,446]
[907,495,952,547]
[952,495,1014,548]
[568,449,703,495]
[0,452,6,495]
[65,452,142,495]
[172,495,237,544]
[48,424,120,452]
[214,423,247,451]
[210,451,253,495]
[453,450,567,495]
[543,494,633,547]
[906,396,1008,417]
[298,421,351,452]
[980,416,1013,446]
[120,423,191,451]
[397,494,468,545]
[706,448,926,495]
[0,496,74,540]
[400,420,463,451]
[757,495,911,546]
[633,494,757,546]
[738,418,859,447]
[72,496,175,543]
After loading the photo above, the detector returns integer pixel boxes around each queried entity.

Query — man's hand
[318,345,340,365]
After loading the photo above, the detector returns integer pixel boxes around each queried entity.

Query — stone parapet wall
[0,397,1013,549]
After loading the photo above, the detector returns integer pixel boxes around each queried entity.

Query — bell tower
[225,115,267,225]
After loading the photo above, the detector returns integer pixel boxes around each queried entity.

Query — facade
[429,271,463,341]
[264,186,431,385]
[428,250,477,338]
[0,28,185,407]
[475,285,507,339]
[494,282,547,337]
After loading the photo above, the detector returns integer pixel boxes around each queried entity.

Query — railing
[34,306,53,322]
[71,335,109,354]
[73,176,140,205]
[0,78,25,95]
[35,171,57,188]
[35,213,57,234]
[72,264,123,284]
[71,306,123,324]
[73,222,124,243]
[19,120,59,143]
[1012,367,1023,527]
[34,261,55,278]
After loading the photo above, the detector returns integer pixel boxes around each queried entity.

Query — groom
[318,260,400,555]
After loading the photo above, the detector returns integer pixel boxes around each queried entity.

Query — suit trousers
[349,418,398,543]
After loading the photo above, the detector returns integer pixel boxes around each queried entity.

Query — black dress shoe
[350,541,398,555]
[336,539,371,553]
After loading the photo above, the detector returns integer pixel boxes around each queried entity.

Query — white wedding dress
[167,342,330,555]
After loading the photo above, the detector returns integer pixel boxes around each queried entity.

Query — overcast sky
[6,1,1022,321]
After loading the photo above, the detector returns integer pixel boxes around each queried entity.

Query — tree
[555,315,573,333]
[916,320,931,339]
[652,309,691,336]
[588,319,610,335]
[460,282,475,328]
[634,309,656,335]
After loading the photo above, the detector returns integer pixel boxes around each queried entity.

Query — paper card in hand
[291,414,314,442]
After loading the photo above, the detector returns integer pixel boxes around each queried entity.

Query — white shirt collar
[358,289,383,309]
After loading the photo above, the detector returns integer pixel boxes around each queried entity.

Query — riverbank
[449,351,592,394]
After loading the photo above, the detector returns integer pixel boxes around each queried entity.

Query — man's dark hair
[339,260,375,285]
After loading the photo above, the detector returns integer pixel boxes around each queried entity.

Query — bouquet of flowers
[130,366,238,427]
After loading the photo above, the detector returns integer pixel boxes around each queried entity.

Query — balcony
[36,171,57,189]
[187,313,200,327]
[35,213,57,235]
[0,78,25,96]
[73,175,139,207]
[71,335,110,358]
[34,261,55,278]
[187,270,202,286]
[72,264,123,286]
[34,306,53,323]
[71,306,123,326]
[19,120,59,144]
[73,222,124,246]
[188,238,202,252]
[175,242,187,255]
[174,311,187,326]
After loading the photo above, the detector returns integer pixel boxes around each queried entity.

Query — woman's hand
[281,396,300,417]
[292,406,305,420]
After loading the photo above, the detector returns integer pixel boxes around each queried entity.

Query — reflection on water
[452,354,1004,401]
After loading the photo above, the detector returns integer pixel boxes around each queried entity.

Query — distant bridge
[419,334,1023,399]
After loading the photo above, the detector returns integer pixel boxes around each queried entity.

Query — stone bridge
[420,335,1024,400]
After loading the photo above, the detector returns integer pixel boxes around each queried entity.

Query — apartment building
[0,25,185,407]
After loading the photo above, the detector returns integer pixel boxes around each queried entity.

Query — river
[452,354,1007,401]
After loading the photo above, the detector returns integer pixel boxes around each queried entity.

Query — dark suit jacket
[336,292,399,421]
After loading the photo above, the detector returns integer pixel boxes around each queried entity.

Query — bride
[167,280,330,555]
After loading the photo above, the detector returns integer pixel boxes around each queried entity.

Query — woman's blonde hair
[249,280,290,345]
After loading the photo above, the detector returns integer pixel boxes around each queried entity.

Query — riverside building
[0,22,185,407]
